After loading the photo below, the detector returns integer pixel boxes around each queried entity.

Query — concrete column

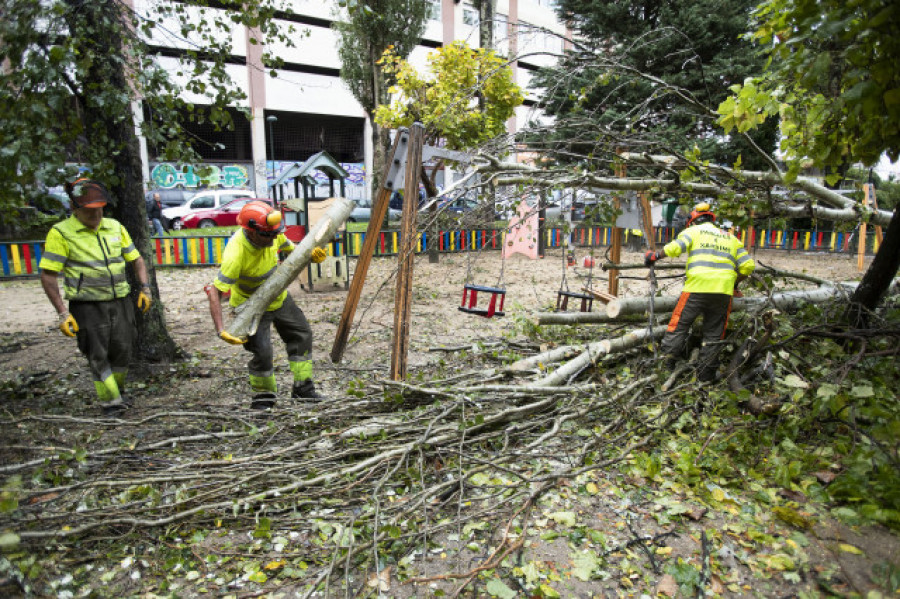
[131,101,150,188]
[246,26,268,197]
[364,115,374,200]
[251,107,268,197]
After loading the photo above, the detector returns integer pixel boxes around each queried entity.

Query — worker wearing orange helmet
[206,200,327,406]
[39,178,152,413]
[644,201,755,382]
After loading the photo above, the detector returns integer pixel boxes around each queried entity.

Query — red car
[180,198,273,229]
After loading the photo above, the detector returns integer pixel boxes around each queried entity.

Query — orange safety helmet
[237,201,283,233]
[65,178,109,209]
[686,201,716,227]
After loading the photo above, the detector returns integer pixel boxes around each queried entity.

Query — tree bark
[533,325,667,387]
[75,0,180,363]
[847,206,900,326]
[225,198,353,339]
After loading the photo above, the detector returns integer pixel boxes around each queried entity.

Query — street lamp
[266,115,277,197]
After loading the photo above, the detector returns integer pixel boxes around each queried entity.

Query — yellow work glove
[311,247,327,264]
[137,286,152,314]
[58,311,78,337]
[219,330,247,345]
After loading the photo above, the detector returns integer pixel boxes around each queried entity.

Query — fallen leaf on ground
[656,573,678,597]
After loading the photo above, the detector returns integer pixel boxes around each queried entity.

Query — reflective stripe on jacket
[663,222,755,295]
[39,217,140,301]
[213,229,294,311]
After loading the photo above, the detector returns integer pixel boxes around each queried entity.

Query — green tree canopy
[0,0,292,360]
[374,41,524,150]
[0,0,292,208]
[333,0,428,189]
[717,0,900,183]
[530,0,777,170]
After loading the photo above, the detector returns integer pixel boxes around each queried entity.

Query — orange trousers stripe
[667,292,691,332]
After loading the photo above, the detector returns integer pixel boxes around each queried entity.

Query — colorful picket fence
[0,225,881,278]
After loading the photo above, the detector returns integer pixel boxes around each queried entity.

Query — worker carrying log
[206,200,327,406]
[644,202,756,382]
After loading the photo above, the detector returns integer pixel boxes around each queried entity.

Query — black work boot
[698,367,719,383]
[100,397,128,415]
[292,380,324,400]
[250,392,277,409]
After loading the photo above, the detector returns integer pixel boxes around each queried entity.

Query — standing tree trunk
[70,0,180,363]
[847,206,900,327]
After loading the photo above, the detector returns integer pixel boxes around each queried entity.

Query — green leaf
[850,385,874,398]
[0,532,20,548]
[548,511,577,527]
[571,550,600,581]
[782,375,809,389]
[537,583,561,598]
[247,571,267,583]
[520,561,542,585]
[485,578,517,599]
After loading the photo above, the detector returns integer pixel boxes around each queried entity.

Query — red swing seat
[459,283,506,318]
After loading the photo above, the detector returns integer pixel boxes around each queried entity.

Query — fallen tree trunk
[226,198,354,338]
[533,325,668,387]
[537,282,890,326]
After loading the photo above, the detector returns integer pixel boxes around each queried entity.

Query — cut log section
[225,197,354,339]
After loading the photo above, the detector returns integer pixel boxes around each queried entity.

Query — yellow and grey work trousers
[662,292,732,377]
[69,298,135,402]
[243,294,313,393]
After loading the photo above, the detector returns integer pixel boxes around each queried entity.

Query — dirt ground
[0,246,869,392]
[0,246,891,598]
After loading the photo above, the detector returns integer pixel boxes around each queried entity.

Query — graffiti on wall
[150,163,254,190]
[268,161,367,200]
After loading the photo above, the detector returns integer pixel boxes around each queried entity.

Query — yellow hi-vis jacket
[214,229,294,311]
[663,222,755,295]
[39,216,141,301]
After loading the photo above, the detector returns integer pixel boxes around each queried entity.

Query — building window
[427,0,441,22]
[493,13,508,43]
[463,6,479,27]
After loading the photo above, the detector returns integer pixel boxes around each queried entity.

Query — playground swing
[459,229,506,318]
[555,242,595,313]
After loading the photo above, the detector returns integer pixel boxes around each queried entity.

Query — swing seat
[459,284,506,318]
[555,290,593,313]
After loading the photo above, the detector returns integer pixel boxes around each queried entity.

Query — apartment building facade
[138,0,568,200]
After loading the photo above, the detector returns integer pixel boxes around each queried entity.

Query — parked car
[162,188,255,230]
[437,196,501,221]
[32,191,71,217]
[180,197,273,229]
[145,188,196,209]
[348,198,402,222]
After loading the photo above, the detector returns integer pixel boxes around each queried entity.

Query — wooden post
[390,124,424,380]
[609,156,626,296]
[639,191,655,251]
[865,183,884,245]
[858,185,870,271]
[609,227,622,296]
[330,129,406,363]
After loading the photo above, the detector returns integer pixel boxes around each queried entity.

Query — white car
[162,188,255,230]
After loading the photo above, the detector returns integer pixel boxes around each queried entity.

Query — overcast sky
[875,155,900,179]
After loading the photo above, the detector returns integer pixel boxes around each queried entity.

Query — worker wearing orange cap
[644,202,755,382]
[206,200,327,407]
[39,178,152,413]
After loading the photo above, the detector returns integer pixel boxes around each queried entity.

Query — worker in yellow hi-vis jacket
[205,200,327,408]
[644,202,755,382]
[39,179,152,413]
